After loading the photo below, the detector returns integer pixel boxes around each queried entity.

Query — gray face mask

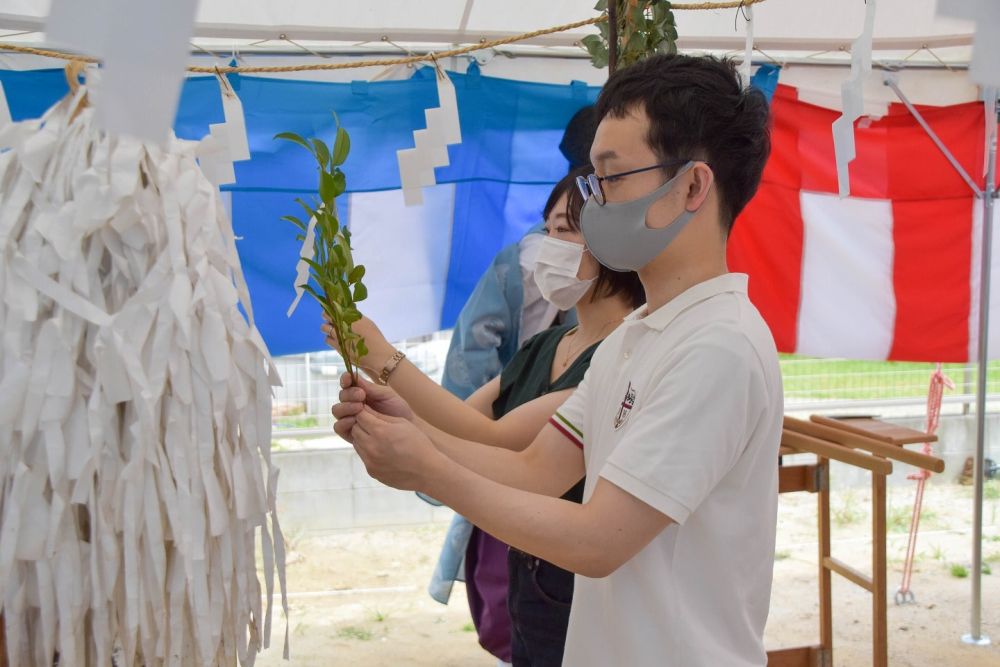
[581,161,697,272]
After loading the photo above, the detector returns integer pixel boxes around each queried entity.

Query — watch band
[377,350,406,385]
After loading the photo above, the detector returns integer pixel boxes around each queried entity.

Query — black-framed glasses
[575,159,693,206]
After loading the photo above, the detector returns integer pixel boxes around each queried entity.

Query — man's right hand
[332,372,414,442]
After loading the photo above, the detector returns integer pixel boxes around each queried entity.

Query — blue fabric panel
[0,64,777,355]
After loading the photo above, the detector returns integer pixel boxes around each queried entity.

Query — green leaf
[281,215,307,231]
[652,1,669,22]
[341,239,355,272]
[332,244,346,266]
[594,0,607,10]
[332,126,351,166]
[332,171,347,197]
[353,283,368,302]
[295,234,305,242]
[343,308,362,324]
[325,209,341,236]
[313,212,331,245]
[338,280,353,305]
[312,138,331,168]
[356,340,369,358]
[318,207,340,239]
[316,275,342,301]
[320,171,337,206]
[295,197,317,221]
[348,265,366,284]
[629,4,644,26]
[275,132,314,154]
[303,256,328,277]
[581,35,608,68]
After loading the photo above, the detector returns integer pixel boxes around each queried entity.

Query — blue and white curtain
[0,62,600,355]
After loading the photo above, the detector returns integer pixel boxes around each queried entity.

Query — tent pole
[964,86,996,648]
[608,0,618,74]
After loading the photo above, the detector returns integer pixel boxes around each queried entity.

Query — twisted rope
[0,0,765,73]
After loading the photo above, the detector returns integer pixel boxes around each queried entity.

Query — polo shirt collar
[624,273,749,331]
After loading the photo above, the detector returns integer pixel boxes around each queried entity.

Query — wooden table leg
[873,472,888,667]
[818,459,833,656]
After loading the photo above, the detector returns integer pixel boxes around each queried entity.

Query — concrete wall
[273,447,455,533]
[812,413,1000,489]
[273,413,1000,533]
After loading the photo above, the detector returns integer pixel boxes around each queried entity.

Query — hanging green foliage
[276,117,368,383]
[581,0,678,70]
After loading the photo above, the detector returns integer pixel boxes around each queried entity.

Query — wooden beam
[810,415,934,445]
[782,431,893,475]
[873,473,889,667]
[785,416,944,473]
[818,459,833,652]
[779,464,822,494]
[824,556,874,592]
[766,645,830,667]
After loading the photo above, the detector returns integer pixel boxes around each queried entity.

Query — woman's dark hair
[594,53,771,233]
[542,166,646,310]
[559,105,598,170]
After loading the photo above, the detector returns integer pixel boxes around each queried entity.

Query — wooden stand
[765,416,944,667]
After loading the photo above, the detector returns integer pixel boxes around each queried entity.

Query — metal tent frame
[883,71,995,647]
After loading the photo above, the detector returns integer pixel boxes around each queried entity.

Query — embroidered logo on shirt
[614,382,636,430]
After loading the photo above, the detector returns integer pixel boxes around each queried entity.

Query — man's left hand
[352,407,444,491]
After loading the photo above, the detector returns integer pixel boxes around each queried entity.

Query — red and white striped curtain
[730,84,997,363]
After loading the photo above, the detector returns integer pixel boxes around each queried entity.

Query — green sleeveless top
[491,324,599,504]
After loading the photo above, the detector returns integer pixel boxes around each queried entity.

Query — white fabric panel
[967,197,1000,360]
[797,192,896,360]
[347,184,454,343]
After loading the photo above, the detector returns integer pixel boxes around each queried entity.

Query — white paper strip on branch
[397,68,463,206]
[0,82,288,666]
[740,5,754,88]
[198,75,253,188]
[832,0,877,198]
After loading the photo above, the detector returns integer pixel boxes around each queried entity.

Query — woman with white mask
[323,165,644,666]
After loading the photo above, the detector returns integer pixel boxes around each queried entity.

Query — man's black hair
[594,54,771,233]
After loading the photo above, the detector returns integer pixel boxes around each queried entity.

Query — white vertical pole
[304,352,312,422]
[964,87,996,648]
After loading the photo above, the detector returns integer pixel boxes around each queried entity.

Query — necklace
[560,321,617,369]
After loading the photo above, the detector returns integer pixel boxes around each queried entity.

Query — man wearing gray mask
[332,53,781,667]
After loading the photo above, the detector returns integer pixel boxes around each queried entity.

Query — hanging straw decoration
[0,74,287,666]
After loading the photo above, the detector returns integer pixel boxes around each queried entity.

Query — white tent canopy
[0,0,979,65]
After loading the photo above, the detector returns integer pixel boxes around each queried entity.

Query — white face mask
[532,236,595,310]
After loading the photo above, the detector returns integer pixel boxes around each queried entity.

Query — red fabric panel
[729,85,804,354]
[729,183,803,354]
[881,101,985,200]
[889,197,974,362]
[735,84,985,361]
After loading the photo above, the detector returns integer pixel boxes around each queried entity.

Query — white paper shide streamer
[0,82,288,666]
[832,0,877,198]
[397,68,463,206]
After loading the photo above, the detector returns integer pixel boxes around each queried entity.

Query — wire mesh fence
[780,357,999,411]
[270,331,1000,445]
[271,332,452,443]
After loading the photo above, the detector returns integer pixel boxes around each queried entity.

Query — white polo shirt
[550,273,782,667]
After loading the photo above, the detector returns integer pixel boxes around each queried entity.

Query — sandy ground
[255,483,1000,666]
